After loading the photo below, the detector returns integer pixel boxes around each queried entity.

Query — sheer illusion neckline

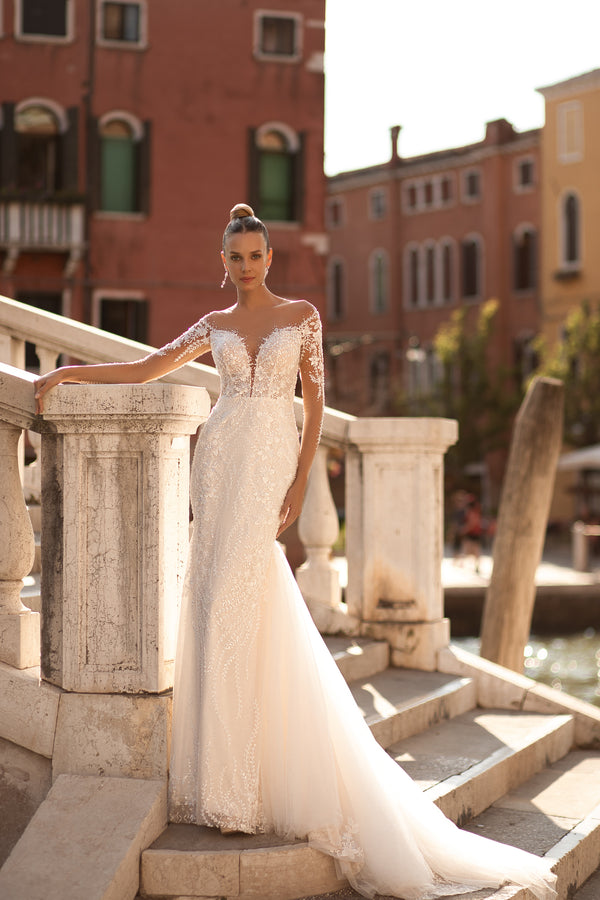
[211,323,304,395]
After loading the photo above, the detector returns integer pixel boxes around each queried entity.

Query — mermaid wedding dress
[166,306,556,900]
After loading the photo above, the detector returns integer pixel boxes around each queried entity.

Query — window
[558,101,583,163]
[327,198,344,228]
[424,181,433,207]
[462,237,481,299]
[405,245,420,307]
[328,259,345,321]
[370,250,388,314]
[405,183,418,211]
[513,227,537,291]
[99,296,148,342]
[463,169,481,201]
[369,188,386,220]
[255,12,301,61]
[440,175,453,204]
[251,124,302,222]
[100,2,142,44]
[19,0,68,38]
[424,243,435,304]
[515,158,534,191]
[15,105,61,192]
[97,114,150,214]
[561,192,580,267]
[440,241,453,304]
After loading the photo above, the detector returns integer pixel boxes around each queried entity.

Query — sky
[324,0,600,176]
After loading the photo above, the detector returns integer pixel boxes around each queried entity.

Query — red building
[0,0,327,355]
[325,120,540,417]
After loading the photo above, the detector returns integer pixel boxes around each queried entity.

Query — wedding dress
[165,306,556,900]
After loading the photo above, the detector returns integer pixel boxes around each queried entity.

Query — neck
[235,285,274,310]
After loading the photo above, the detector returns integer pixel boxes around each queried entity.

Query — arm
[34,316,211,413]
[278,308,325,537]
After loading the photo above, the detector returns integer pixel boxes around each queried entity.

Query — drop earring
[220,270,228,289]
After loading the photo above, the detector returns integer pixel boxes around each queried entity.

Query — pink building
[326,120,540,417]
[0,0,327,360]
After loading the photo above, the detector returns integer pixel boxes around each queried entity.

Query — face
[221,231,272,290]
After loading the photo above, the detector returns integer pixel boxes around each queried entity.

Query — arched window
[406,245,420,307]
[98,114,150,213]
[424,243,435,304]
[513,227,537,290]
[16,105,61,192]
[370,249,388,314]
[461,236,481,299]
[252,125,302,222]
[328,258,345,321]
[562,192,580,265]
[440,241,453,304]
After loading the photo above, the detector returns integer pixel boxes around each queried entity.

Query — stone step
[323,636,389,684]
[141,707,570,900]
[348,667,476,750]
[392,709,575,825]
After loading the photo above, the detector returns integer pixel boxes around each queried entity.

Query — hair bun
[230,203,254,221]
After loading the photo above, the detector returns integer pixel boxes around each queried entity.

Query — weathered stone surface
[41,382,209,693]
[0,661,60,757]
[239,843,346,899]
[365,618,450,671]
[324,636,389,683]
[140,848,240,897]
[0,774,166,900]
[52,692,171,780]
[0,737,52,866]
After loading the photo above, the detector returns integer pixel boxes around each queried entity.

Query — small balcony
[0,199,85,276]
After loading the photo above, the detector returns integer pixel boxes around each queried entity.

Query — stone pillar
[0,420,40,668]
[296,445,358,635]
[41,383,210,693]
[346,417,457,670]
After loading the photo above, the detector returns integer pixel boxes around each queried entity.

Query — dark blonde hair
[222,203,271,250]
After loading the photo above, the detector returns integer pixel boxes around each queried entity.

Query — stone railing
[0,295,457,680]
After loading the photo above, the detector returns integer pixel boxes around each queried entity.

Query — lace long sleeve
[299,308,324,402]
[153,315,212,369]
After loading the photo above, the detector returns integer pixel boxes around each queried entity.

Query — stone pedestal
[41,383,210,693]
[0,421,40,669]
[345,418,457,670]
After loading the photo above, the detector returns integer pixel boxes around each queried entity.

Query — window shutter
[293,132,305,223]
[88,116,101,210]
[62,106,79,193]
[247,128,259,212]
[137,120,152,215]
[0,102,17,190]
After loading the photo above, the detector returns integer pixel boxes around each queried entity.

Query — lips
[241,277,254,283]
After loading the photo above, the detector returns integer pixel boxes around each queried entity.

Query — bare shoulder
[279,298,320,325]
[204,306,236,328]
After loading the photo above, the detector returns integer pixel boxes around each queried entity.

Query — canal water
[452,631,600,709]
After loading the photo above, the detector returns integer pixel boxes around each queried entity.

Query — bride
[34,204,557,900]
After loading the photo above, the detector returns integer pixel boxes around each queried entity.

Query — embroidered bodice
[156,307,324,401]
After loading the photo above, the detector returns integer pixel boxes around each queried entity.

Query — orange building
[326,120,540,417]
[0,0,327,356]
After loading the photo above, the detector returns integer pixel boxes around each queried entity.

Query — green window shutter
[61,106,79,193]
[136,120,151,215]
[258,151,293,221]
[101,135,135,212]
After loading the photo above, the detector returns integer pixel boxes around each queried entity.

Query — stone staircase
[136,638,600,900]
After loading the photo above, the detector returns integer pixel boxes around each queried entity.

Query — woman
[34,204,556,900]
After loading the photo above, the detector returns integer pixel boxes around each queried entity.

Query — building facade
[0,0,327,356]
[326,120,540,417]
[538,68,600,344]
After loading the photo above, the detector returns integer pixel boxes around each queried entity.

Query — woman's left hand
[277,478,307,538]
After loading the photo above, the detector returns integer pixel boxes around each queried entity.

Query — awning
[557,444,600,471]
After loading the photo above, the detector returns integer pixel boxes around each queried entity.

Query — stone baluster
[0,420,40,668]
[24,345,60,505]
[0,335,26,481]
[296,445,358,635]
[345,417,458,670]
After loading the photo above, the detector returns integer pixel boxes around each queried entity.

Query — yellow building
[538,68,600,344]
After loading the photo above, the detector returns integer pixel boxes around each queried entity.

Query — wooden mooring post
[480,377,564,672]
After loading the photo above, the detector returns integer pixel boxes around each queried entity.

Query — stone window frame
[557,100,584,164]
[461,167,482,204]
[326,196,345,229]
[327,256,346,322]
[92,289,148,343]
[97,0,148,51]
[253,9,303,64]
[95,110,148,219]
[461,232,484,302]
[403,241,422,309]
[369,248,389,315]
[14,0,75,44]
[557,189,582,272]
[513,223,537,292]
[368,187,387,221]
[437,237,456,306]
[513,155,535,193]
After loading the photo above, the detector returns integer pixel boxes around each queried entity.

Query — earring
[220,270,228,289]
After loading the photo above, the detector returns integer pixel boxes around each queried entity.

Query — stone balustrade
[0,294,458,688]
